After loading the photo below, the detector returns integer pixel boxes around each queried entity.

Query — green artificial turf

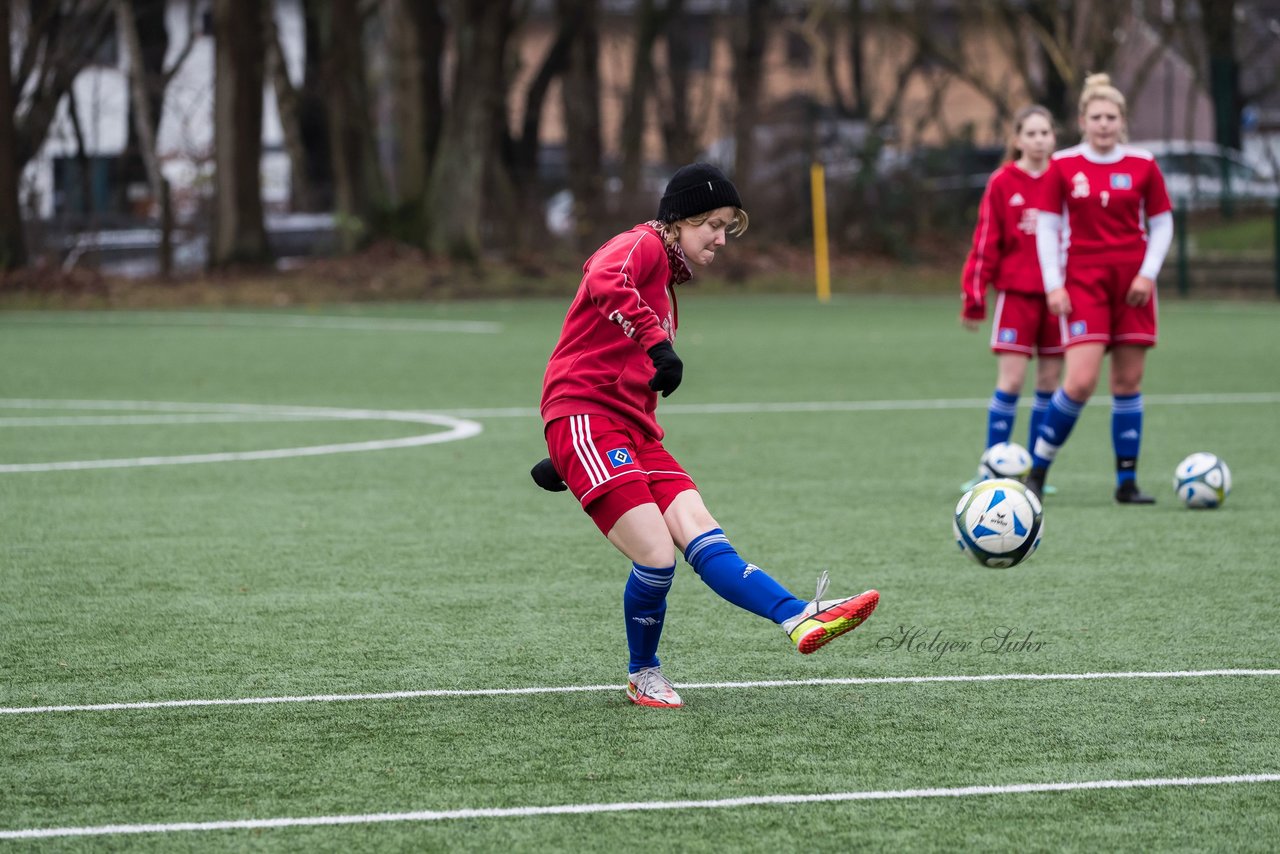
[2,295,1278,851]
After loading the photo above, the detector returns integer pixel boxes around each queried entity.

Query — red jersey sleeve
[1144,161,1173,218]
[581,230,672,352]
[959,173,1004,320]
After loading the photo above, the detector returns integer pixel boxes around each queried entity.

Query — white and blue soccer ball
[953,478,1043,568]
[978,441,1033,482]
[1173,452,1232,509]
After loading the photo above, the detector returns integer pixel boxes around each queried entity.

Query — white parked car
[1131,139,1277,209]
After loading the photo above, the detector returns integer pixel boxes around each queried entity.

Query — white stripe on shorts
[570,414,610,485]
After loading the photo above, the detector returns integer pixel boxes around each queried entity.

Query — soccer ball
[953,478,1044,568]
[978,441,1033,482]
[1173,452,1232,509]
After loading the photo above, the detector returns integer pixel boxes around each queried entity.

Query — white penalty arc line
[4,669,1277,716]
[0,400,482,473]
[2,774,1277,839]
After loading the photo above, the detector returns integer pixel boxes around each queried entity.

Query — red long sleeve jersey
[541,223,680,440]
[1039,144,1172,267]
[960,162,1047,321]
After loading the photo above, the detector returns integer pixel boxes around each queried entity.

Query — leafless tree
[211,0,269,267]
[116,0,201,277]
[0,0,114,271]
[425,0,514,260]
[559,0,605,250]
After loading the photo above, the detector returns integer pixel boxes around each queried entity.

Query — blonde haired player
[530,163,880,709]
[1026,74,1174,503]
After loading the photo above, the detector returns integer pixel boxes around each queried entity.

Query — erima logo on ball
[607,448,633,468]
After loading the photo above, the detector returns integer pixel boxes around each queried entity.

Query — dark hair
[1004,105,1056,162]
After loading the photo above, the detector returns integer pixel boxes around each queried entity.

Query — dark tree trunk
[1203,0,1242,151]
[559,0,604,249]
[0,0,24,269]
[211,0,269,267]
[325,0,380,250]
[425,0,513,260]
[619,0,666,197]
[1027,0,1070,124]
[506,10,578,251]
[732,0,770,198]
[114,0,168,217]
[2,0,113,270]
[296,0,333,210]
[658,0,697,165]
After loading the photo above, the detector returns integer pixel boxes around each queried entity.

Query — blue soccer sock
[986,389,1019,447]
[1028,390,1053,451]
[1111,393,1144,485]
[623,561,675,673]
[1031,388,1086,470]
[684,529,805,624]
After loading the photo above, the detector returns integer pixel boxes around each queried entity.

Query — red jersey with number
[960,162,1048,320]
[541,223,685,441]
[1039,144,1172,268]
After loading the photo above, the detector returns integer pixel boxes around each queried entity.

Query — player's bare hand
[1047,288,1072,317]
[1126,275,1155,307]
[960,316,981,332]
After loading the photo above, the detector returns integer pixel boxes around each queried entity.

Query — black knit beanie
[657,162,742,223]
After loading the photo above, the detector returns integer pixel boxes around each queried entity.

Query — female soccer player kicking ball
[530,163,880,709]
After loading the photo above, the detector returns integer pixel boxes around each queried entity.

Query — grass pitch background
[1,295,1278,850]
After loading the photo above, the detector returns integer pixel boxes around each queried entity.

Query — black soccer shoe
[1024,467,1047,502]
[1115,481,1156,504]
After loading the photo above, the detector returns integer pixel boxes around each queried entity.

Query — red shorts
[990,290,1064,356]
[544,414,697,534]
[1061,260,1158,349]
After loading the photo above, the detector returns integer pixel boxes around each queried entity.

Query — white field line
[0,413,330,427]
[444,391,1280,419]
[0,400,481,473]
[3,669,1277,716]
[0,311,502,334]
[1,391,1275,471]
[2,774,1277,839]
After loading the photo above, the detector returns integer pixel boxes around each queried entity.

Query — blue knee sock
[1031,388,1086,470]
[1111,393,1143,485]
[624,562,675,673]
[1028,390,1053,451]
[986,389,1019,447]
[684,529,805,624]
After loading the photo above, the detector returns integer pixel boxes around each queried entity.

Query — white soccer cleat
[626,665,684,709]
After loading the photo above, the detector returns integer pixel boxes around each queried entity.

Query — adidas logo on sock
[742,564,760,579]
[1120,429,1139,440]
[630,616,661,626]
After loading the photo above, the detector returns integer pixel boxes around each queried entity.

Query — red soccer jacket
[960,162,1049,321]
[541,222,686,440]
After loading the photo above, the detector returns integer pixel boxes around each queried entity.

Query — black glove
[647,340,683,398]
[530,457,567,492]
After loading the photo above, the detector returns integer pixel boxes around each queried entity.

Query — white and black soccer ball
[953,478,1043,568]
[978,441,1033,482]
[1173,452,1232,509]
